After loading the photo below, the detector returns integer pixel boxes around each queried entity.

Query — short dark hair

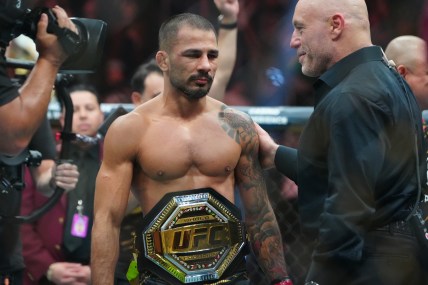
[60,83,101,111]
[158,13,217,52]
[130,58,162,94]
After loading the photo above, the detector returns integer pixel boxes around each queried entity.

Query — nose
[75,109,88,119]
[290,30,300,49]
[197,54,211,72]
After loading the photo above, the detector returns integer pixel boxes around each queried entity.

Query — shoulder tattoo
[218,105,257,148]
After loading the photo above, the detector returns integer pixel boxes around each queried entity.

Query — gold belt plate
[139,188,247,284]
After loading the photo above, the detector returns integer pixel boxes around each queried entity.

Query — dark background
[23,0,428,108]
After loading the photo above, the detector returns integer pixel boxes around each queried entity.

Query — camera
[0,149,42,193]
[0,0,107,73]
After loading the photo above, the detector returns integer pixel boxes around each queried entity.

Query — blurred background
[22,0,428,107]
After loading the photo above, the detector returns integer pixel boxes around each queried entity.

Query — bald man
[256,0,426,284]
[385,35,428,111]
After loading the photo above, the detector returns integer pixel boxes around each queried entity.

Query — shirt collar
[313,46,384,104]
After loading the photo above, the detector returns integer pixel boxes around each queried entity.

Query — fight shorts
[136,188,250,285]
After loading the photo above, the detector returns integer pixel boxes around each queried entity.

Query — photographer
[0,4,78,156]
[0,4,78,285]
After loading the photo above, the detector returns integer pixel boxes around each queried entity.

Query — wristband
[219,22,238,29]
[218,14,238,30]
[271,277,294,285]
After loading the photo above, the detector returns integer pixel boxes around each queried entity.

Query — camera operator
[0,5,78,285]
[0,5,78,156]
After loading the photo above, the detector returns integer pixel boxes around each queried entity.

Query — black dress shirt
[275,46,426,264]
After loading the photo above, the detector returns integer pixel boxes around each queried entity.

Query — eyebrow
[293,19,304,28]
[182,49,219,55]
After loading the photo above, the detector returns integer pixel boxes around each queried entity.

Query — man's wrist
[271,277,294,285]
[218,14,238,29]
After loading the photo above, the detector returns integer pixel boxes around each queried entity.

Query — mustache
[189,73,213,83]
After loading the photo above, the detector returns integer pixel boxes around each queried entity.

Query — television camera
[0,1,107,223]
[0,0,107,73]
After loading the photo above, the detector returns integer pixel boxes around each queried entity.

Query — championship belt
[138,188,248,285]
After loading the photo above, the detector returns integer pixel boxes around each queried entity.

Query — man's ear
[156,51,168,71]
[396,65,409,77]
[329,13,345,40]
[131,92,142,106]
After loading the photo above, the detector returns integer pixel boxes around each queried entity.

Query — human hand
[73,265,91,285]
[254,123,279,169]
[214,0,239,23]
[46,262,87,285]
[50,162,79,192]
[280,177,298,200]
[35,5,78,67]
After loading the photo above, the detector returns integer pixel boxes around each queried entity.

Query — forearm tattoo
[218,105,288,280]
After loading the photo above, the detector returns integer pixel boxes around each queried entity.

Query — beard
[170,72,213,100]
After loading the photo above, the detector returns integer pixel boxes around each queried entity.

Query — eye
[208,51,219,60]
[86,105,96,111]
[183,50,202,58]
[293,23,304,35]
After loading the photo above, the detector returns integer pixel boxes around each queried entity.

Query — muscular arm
[91,116,136,285]
[209,0,239,101]
[0,7,76,155]
[222,108,289,282]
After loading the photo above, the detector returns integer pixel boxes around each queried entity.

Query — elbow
[0,137,30,156]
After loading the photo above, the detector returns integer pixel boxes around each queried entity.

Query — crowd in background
[23,0,428,108]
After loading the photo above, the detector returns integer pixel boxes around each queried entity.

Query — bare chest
[137,120,241,180]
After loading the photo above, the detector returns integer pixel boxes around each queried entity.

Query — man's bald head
[385,35,428,111]
[296,0,370,31]
[291,0,372,76]
[385,35,426,70]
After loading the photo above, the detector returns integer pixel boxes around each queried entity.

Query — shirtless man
[91,13,291,285]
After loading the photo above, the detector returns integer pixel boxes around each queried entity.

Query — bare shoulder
[207,97,253,122]
[215,102,257,147]
[103,110,147,157]
[107,111,142,137]
[218,103,254,129]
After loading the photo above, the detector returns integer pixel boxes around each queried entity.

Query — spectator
[385,35,428,111]
[21,84,104,285]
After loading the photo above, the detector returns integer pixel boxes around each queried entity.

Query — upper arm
[228,110,268,217]
[94,115,139,227]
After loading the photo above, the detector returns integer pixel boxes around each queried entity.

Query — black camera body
[0,149,42,193]
[0,1,107,73]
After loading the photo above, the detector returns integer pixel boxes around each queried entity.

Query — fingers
[51,5,78,34]
[214,0,239,22]
[35,5,74,65]
[53,163,79,192]
[37,13,49,37]
[55,163,79,180]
